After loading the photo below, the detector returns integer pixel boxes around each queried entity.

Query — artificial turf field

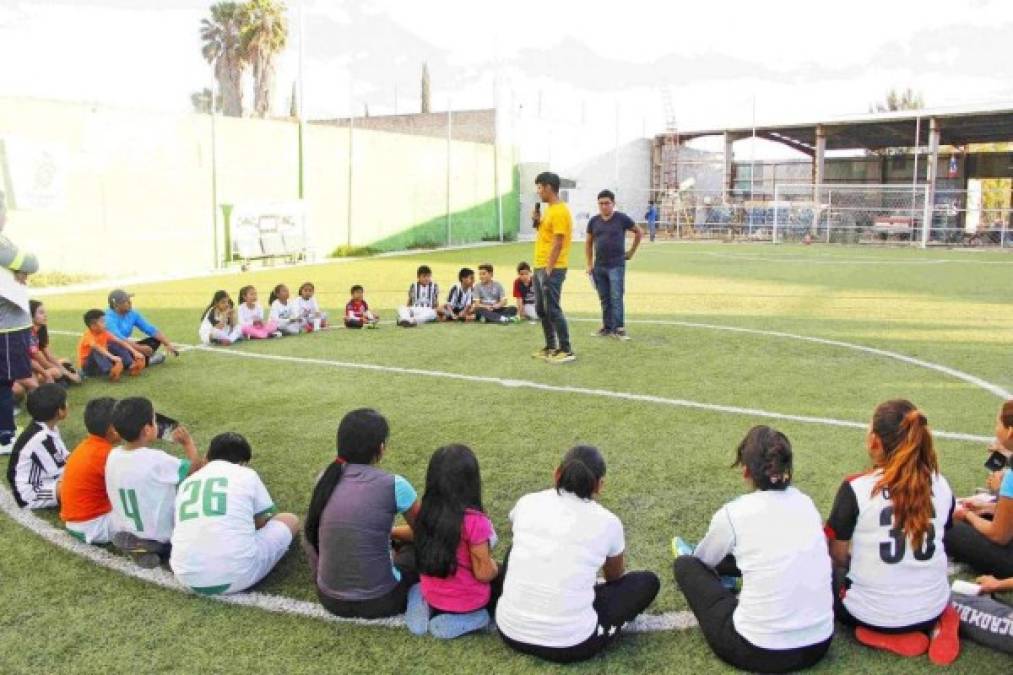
[2,241,1012,674]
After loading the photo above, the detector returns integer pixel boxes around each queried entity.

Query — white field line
[50,324,1000,442]
[0,485,695,633]
[696,251,1013,265]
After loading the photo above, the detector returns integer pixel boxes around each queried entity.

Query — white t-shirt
[295,296,321,319]
[269,299,297,325]
[105,447,189,543]
[237,303,264,327]
[694,487,834,650]
[495,489,625,647]
[827,470,954,628]
[170,460,277,589]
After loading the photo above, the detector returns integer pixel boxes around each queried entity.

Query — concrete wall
[0,98,517,279]
[564,139,653,235]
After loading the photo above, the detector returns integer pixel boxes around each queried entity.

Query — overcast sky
[3,0,1012,161]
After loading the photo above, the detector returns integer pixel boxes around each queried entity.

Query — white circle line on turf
[0,486,695,633]
[49,326,1002,441]
[696,251,1013,265]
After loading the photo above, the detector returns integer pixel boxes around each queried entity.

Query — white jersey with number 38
[828,470,954,629]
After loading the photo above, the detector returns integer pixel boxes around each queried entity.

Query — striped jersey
[446,284,473,312]
[408,282,439,308]
[6,421,69,508]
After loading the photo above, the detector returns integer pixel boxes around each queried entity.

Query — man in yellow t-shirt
[531,172,575,363]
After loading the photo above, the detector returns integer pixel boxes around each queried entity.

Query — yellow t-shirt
[534,202,573,269]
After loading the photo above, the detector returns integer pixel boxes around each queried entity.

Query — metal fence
[643,183,1011,247]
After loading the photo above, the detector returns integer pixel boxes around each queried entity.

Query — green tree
[190,88,222,114]
[869,87,925,113]
[242,0,288,118]
[200,2,246,117]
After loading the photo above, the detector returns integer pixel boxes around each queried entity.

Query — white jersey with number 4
[169,460,277,589]
[105,447,190,544]
[828,469,954,629]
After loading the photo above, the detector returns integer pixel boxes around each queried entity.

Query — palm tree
[242,0,288,118]
[200,2,246,117]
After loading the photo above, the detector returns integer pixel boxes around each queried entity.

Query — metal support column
[921,118,940,248]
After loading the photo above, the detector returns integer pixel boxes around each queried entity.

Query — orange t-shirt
[59,435,114,523]
[77,329,111,367]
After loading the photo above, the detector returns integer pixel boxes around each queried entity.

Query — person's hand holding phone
[171,424,194,449]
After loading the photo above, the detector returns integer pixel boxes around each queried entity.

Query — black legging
[943,520,1013,578]
[498,570,660,664]
[136,337,161,365]
[674,556,832,674]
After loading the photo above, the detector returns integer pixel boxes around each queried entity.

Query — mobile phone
[155,413,179,441]
[984,450,1009,472]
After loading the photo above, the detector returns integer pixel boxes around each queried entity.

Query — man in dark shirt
[585,190,643,340]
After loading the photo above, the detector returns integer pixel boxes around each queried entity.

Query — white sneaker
[0,432,16,456]
[613,329,631,341]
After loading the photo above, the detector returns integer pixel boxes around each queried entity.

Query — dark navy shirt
[586,211,635,268]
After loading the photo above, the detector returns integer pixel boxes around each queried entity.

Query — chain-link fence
[639,183,1011,247]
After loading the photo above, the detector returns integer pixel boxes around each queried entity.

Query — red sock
[855,626,929,657]
[928,604,960,666]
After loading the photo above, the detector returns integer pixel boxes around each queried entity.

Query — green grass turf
[3,241,1012,672]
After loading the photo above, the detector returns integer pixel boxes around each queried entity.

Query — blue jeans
[534,268,571,352]
[648,219,657,241]
[592,265,625,332]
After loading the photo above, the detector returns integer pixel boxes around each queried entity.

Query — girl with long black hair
[304,408,421,618]
[198,290,242,345]
[674,425,834,673]
[495,445,659,663]
[406,444,501,638]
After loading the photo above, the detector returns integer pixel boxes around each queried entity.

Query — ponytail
[268,284,285,307]
[872,400,938,551]
[30,300,50,350]
[304,461,344,552]
[555,445,606,499]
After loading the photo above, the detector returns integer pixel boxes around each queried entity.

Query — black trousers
[943,520,1013,578]
[832,567,940,633]
[475,306,517,323]
[674,556,832,673]
[136,336,161,366]
[499,570,660,664]
[317,546,419,619]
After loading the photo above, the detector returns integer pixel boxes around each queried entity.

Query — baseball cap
[108,289,134,308]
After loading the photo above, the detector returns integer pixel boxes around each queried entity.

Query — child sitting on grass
[397,265,439,327]
[199,290,243,346]
[170,432,300,596]
[407,444,500,639]
[77,309,145,381]
[296,282,328,332]
[106,397,205,568]
[6,383,69,509]
[59,397,119,544]
[473,264,517,324]
[512,262,538,322]
[439,268,476,322]
[237,285,281,340]
[345,285,379,329]
[30,300,80,384]
[269,284,303,336]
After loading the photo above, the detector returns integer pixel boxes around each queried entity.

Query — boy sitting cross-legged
[170,432,300,596]
[472,263,517,324]
[439,268,477,322]
[78,309,145,381]
[106,397,205,568]
[6,383,69,509]
[59,397,119,544]
[397,265,440,327]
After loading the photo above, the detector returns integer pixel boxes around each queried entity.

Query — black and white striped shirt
[446,284,473,312]
[6,421,69,509]
[408,282,439,308]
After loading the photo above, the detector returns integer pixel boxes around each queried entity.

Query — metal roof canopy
[672,105,1013,154]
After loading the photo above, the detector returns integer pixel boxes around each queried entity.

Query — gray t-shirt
[474,280,506,306]
[587,211,635,268]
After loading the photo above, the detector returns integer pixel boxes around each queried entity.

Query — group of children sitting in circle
[196,262,539,346]
[6,377,1013,669]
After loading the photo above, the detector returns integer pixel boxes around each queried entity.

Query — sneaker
[854,627,929,657]
[147,352,166,366]
[613,329,631,341]
[271,331,284,339]
[671,536,695,558]
[112,531,165,570]
[592,328,611,337]
[928,603,960,665]
[546,350,576,364]
[397,319,414,328]
[0,433,15,456]
[531,347,555,359]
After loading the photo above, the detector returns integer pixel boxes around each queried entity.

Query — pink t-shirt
[420,509,495,613]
